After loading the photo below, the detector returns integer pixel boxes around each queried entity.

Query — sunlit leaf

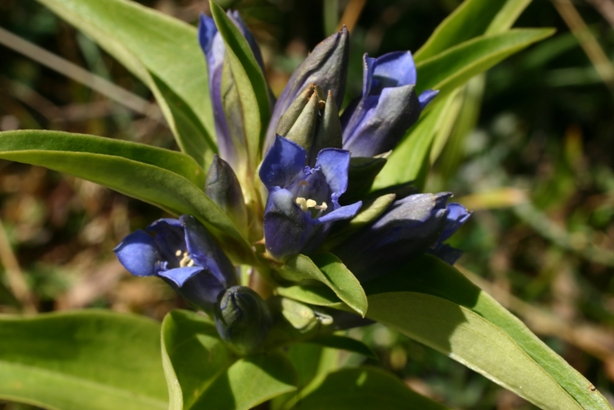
[280,253,367,316]
[36,0,215,165]
[0,310,167,410]
[364,255,613,410]
[0,130,253,263]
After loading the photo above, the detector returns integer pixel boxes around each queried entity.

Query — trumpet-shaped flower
[114,215,237,314]
[333,193,470,282]
[341,51,438,157]
[259,136,362,260]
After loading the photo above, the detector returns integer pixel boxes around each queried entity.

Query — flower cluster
[115,10,470,355]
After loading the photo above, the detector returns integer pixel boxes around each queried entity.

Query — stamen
[295,197,308,211]
[175,250,182,257]
[296,197,329,214]
[178,251,195,268]
[315,202,328,211]
[306,199,317,208]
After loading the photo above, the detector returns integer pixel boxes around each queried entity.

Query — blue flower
[333,193,470,282]
[341,51,438,157]
[114,215,237,313]
[264,28,350,155]
[259,136,362,260]
[198,11,266,173]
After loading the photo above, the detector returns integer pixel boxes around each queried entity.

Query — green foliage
[279,253,368,317]
[162,310,297,410]
[0,130,253,264]
[36,0,215,166]
[0,311,167,410]
[364,255,613,410]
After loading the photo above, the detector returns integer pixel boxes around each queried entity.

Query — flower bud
[214,286,273,355]
[276,85,342,166]
[265,27,349,154]
[341,52,438,157]
[333,193,469,282]
[206,155,248,236]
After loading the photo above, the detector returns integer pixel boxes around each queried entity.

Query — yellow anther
[178,251,195,268]
[315,202,328,211]
[306,199,317,208]
[175,250,182,257]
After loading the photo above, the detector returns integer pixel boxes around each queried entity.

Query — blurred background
[0,0,613,408]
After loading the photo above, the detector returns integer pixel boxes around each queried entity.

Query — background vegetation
[0,0,613,408]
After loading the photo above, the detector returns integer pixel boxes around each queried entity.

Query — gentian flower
[214,285,273,355]
[333,193,470,282]
[198,12,266,175]
[114,215,237,314]
[259,136,362,261]
[264,28,349,154]
[341,51,439,157]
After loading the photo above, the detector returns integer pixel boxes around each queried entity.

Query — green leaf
[280,253,368,317]
[415,0,532,62]
[36,0,215,165]
[364,255,613,410]
[290,367,450,410]
[210,2,270,172]
[277,285,343,308]
[304,335,376,359]
[372,90,460,190]
[197,352,298,409]
[416,29,555,97]
[0,310,167,410]
[162,310,297,410]
[0,130,252,263]
[161,310,235,410]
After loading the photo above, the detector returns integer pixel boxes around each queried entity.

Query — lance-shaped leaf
[210,2,270,181]
[0,130,253,263]
[286,367,450,410]
[414,0,532,62]
[0,310,167,410]
[363,255,613,410]
[162,310,297,410]
[279,253,367,317]
[416,29,555,98]
[37,0,215,166]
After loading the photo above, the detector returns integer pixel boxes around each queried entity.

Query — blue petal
[315,148,351,197]
[260,136,306,189]
[439,202,471,242]
[429,244,464,265]
[342,85,420,157]
[114,230,159,277]
[371,51,416,92]
[418,89,439,110]
[198,14,218,55]
[180,215,237,288]
[264,188,314,260]
[362,54,377,97]
[318,201,362,224]
[158,266,204,287]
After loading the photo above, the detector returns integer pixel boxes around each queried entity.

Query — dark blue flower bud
[333,193,470,282]
[259,136,362,261]
[341,52,438,157]
[199,11,266,175]
[206,155,248,236]
[264,28,349,154]
[214,286,273,355]
[114,215,237,314]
